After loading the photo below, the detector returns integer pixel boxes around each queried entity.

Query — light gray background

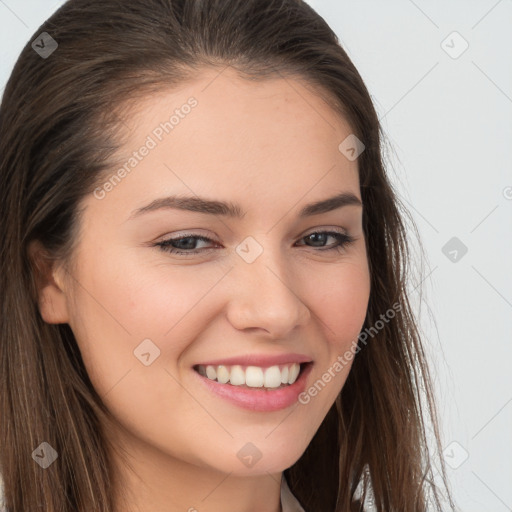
[1,1,511,511]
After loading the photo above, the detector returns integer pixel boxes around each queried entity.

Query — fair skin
[32,67,371,512]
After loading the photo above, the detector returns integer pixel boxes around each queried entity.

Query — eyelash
[154,230,356,256]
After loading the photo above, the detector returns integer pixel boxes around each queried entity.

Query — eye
[295,230,356,252]
[155,234,218,256]
[154,230,356,256]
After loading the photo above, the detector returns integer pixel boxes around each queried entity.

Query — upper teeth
[196,363,301,388]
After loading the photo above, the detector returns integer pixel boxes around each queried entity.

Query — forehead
[91,67,361,221]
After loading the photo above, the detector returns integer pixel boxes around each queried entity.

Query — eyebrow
[127,191,362,221]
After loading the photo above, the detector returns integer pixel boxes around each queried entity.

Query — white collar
[280,475,306,512]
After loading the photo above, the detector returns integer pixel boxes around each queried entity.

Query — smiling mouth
[193,362,311,390]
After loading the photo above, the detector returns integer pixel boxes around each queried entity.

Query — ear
[28,240,71,324]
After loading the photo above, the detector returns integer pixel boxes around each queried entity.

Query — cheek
[305,259,371,348]
[67,252,226,392]
[65,255,225,445]
[290,259,370,435]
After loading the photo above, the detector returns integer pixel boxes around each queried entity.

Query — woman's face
[48,67,370,477]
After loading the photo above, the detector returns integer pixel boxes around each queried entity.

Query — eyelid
[154,226,356,257]
[156,226,349,244]
[300,225,349,236]
[155,230,219,243]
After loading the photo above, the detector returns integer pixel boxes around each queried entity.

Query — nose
[225,246,311,338]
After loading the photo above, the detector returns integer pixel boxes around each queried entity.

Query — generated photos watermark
[93,97,198,200]
[298,301,401,404]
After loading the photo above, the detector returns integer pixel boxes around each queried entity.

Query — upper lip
[193,353,313,368]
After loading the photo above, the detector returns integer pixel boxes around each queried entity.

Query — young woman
[0,0,457,510]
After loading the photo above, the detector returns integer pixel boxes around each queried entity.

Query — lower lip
[192,363,313,412]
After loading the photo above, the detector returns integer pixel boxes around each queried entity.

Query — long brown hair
[0,0,457,510]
